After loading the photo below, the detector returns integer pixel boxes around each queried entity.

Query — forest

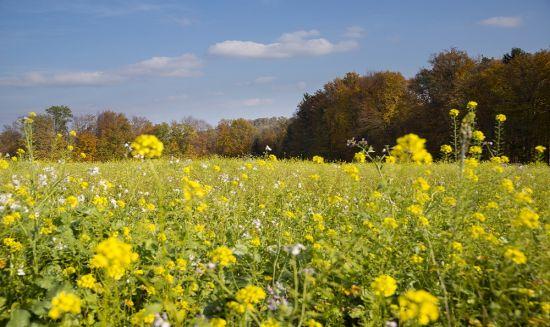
[1,48,549,162]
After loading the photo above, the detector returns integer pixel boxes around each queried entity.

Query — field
[0,158,549,326]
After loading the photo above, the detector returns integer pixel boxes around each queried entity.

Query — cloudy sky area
[0,0,549,125]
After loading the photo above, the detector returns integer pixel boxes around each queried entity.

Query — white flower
[265,145,272,152]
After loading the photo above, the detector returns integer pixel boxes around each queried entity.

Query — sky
[0,0,549,126]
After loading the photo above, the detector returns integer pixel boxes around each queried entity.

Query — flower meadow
[1,104,550,327]
[1,155,549,326]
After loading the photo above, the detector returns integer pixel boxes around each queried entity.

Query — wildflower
[383,217,398,229]
[470,225,485,238]
[66,196,79,208]
[472,131,485,142]
[2,212,21,226]
[354,151,366,163]
[131,134,164,159]
[210,246,236,267]
[3,237,23,252]
[48,291,81,319]
[504,247,527,264]
[440,144,452,154]
[210,318,227,327]
[414,177,430,191]
[77,274,97,289]
[535,145,546,153]
[467,101,478,110]
[67,145,74,151]
[236,285,266,307]
[389,134,433,164]
[472,212,486,222]
[449,109,460,117]
[501,178,514,193]
[312,155,324,164]
[90,237,138,280]
[411,254,424,264]
[443,196,456,207]
[371,275,397,297]
[513,207,540,229]
[131,309,155,325]
[0,159,8,170]
[496,114,506,122]
[468,146,482,155]
[398,290,439,325]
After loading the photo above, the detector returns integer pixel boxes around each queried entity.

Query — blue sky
[0,0,549,126]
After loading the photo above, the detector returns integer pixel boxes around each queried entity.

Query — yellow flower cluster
[0,159,8,170]
[235,285,266,306]
[513,207,540,229]
[398,289,439,325]
[371,275,397,297]
[387,134,432,164]
[3,237,23,252]
[535,145,546,153]
[472,131,485,142]
[48,291,81,319]
[504,247,527,264]
[90,237,138,280]
[210,246,236,267]
[131,134,164,159]
[449,109,460,117]
[312,155,324,164]
[353,152,366,163]
[495,114,506,122]
[440,144,452,154]
[2,212,21,226]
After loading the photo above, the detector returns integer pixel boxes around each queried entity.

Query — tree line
[1,48,549,162]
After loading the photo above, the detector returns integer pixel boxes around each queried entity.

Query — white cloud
[242,98,273,106]
[123,53,202,77]
[209,30,357,59]
[479,16,521,28]
[0,53,202,87]
[344,26,366,38]
[254,76,276,84]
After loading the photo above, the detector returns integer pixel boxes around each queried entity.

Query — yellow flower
[0,159,8,170]
[2,212,21,226]
[90,237,138,280]
[383,217,398,229]
[210,246,236,267]
[513,207,540,229]
[235,285,266,306]
[496,114,506,122]
[209,318,227,327]
[469,146,482,155]
[131,134,164,159]
[312,155,324,164]
[472,131,485,142]
[131,309,155,325]
[389,134,433,164]
[66,196,79,208]
[48,291,81,319]
[449,109,460,117]
[371,275,397,297]
[69,130,77,137]
[467,101,478,110]
[535,145,546,153]
[268,154,277,161]
[353,151,366,163]
[3,237,23,252]
[398,290,439,325]
[504,247,527,264]
[260,318,281,327]
[77,274,97,289]
[440,144,452,154]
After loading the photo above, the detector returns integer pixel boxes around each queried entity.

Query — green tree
[45,105,73,135]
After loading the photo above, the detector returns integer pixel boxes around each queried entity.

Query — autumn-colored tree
[215,119,256,156]
[0,123,23,155]
[95,111,132,160]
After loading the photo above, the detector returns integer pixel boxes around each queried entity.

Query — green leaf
[7,309,30,327]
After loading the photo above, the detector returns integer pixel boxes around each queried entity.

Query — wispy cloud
[209,30,357,59]
[343,26,366,38]
[0,53,202,87]
[479,16,522,28]
[242,98,273,106]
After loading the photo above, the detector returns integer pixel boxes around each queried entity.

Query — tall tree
[45,105,73,135]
